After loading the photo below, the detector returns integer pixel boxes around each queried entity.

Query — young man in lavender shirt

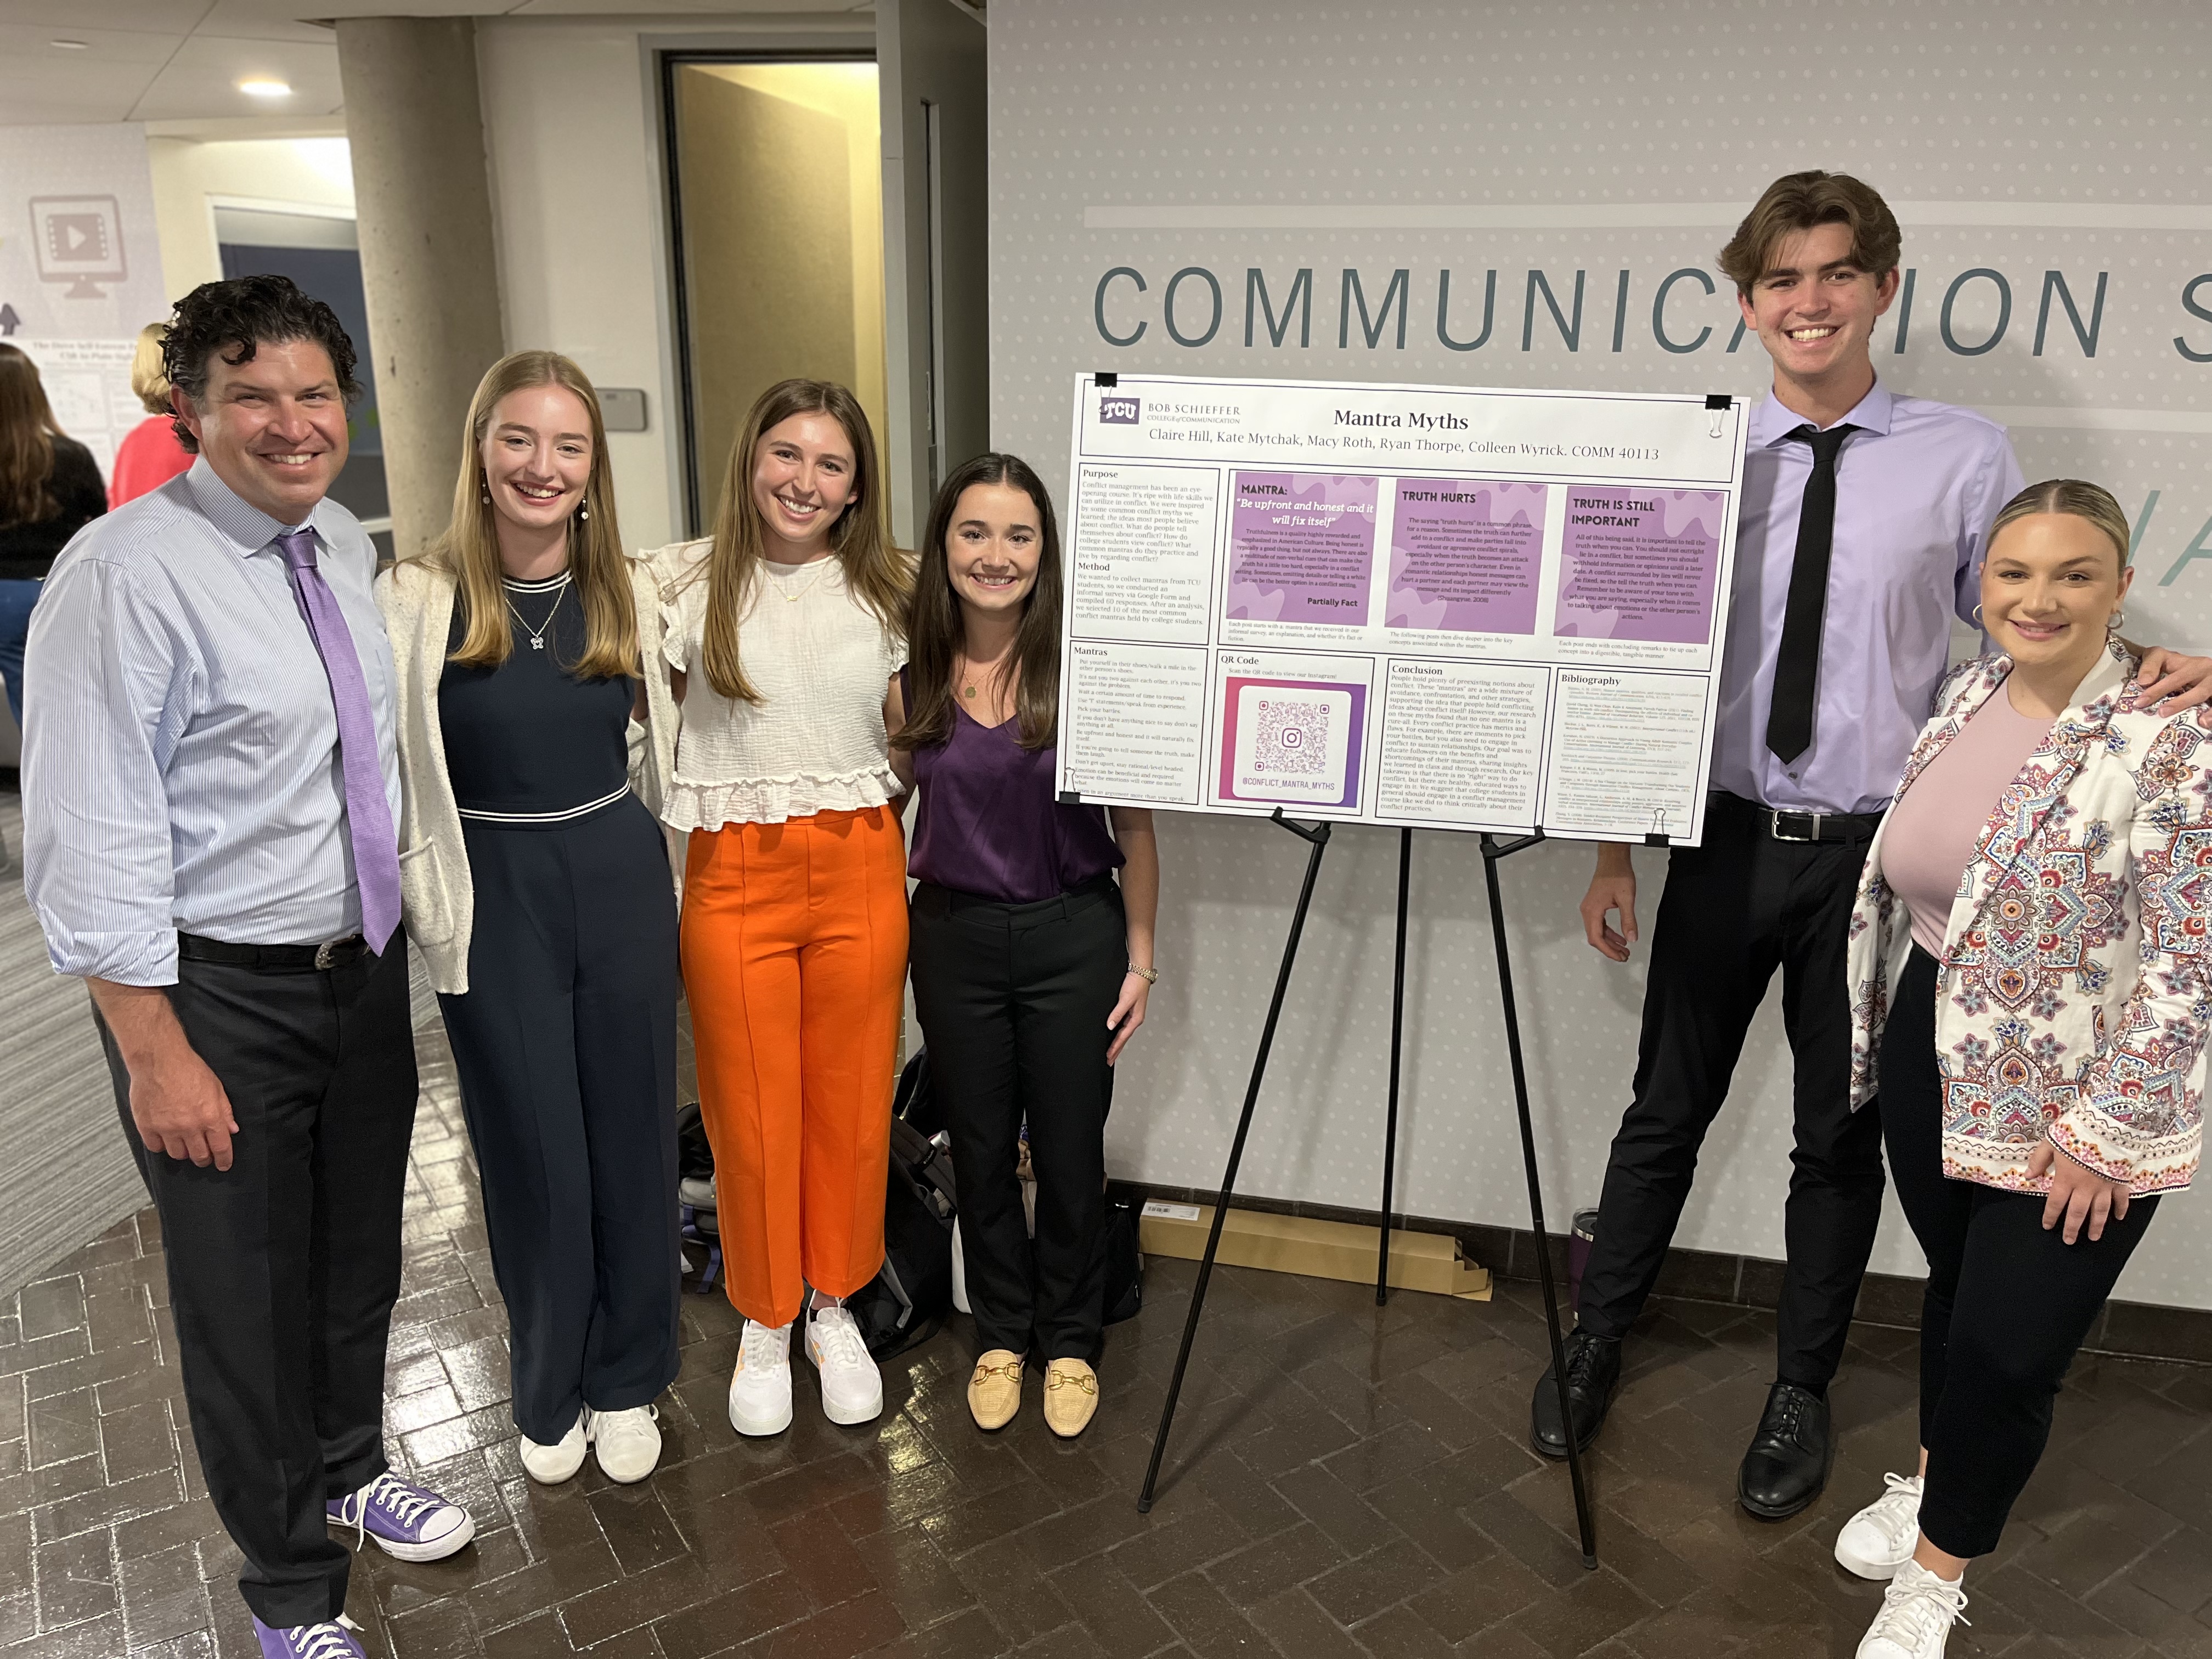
[1530,171,2212,1519]
[22,276,473,1657]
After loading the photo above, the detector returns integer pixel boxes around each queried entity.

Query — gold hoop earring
[2110,608,2126,630]
[1972,603,1985,627]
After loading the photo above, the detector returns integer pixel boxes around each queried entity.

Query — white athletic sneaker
[806,1302,883,1425]
[1836,1472,1925,1580]
[729,1319,794,1436]
[588,1405,662,1483]
[1857,1559,1969,1658]
[519,1412,588,1485]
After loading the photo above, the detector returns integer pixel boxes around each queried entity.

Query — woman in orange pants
[644,379,912,1432]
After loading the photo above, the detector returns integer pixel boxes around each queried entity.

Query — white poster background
[1057,371,1748,842]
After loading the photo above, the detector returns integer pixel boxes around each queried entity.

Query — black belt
[178,932,372,972]
[1712,791,1883,845]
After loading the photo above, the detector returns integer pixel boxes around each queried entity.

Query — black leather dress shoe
[1530,1330,1622,1459]
[1737,1381,1832,1518]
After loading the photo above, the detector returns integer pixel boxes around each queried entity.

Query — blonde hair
[1989,479,2132,570]
[416,351,637,680]
[129,323,171,416]
[699,378,910,703]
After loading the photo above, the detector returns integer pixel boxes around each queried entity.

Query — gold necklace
[768,556,836,604]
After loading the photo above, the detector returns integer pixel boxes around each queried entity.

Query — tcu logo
[1098,394,1140,424]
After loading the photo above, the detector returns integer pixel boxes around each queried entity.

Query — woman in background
[651,379,912,1438]
[0,343,105,724]
[1837,480,2205,1659]
[891,453,1159,1439]
[377,350,681,1487]
[108,322,194,509]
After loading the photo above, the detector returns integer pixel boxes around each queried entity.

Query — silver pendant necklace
[504,573,570,650]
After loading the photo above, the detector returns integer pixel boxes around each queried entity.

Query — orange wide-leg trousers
[681,806,908,1328]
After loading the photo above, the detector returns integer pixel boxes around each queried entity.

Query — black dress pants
[437,798,681,1445]
[1880,946,2157,1557]
[909,877,1126,1363]
[96,938,417,1628]
[1575,793,1888,1389]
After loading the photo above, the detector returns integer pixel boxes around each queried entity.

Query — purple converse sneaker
[326,1471,474,1562]
[251,1612,367,1657]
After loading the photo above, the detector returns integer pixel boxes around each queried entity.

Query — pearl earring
[578,503,589,522]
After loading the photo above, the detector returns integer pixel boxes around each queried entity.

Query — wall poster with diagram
[1055,372,1751,845]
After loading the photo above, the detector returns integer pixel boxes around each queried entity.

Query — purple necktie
[277,528,402,953]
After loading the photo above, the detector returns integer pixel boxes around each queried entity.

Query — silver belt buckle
[1770,809,1822,843]
[314,940,340,970]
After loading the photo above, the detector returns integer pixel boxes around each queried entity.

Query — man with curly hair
[22,274,473,1658]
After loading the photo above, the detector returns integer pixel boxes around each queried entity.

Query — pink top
[1880,685,2055,957]
[108,415,193,510]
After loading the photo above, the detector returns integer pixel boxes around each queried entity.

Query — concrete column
[335,18,505,561]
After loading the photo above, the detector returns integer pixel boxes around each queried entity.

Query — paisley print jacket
[1847,640,2209,1197]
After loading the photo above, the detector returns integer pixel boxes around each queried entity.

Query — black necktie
[1765,423,1856,765]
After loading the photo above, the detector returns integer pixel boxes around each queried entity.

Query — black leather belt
[1712,792,1883,845]
[178,932,371,972]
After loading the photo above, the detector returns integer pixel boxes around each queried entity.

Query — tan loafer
[967,1350,1025,1431]
[1043,1358,1099,1438]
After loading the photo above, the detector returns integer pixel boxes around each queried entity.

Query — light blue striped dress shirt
[21,459,402,986]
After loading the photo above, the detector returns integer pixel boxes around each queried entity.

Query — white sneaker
[519,1412,588,1485]
[1836,1472,1925,1580]
[588,1405,662,1483]
[806,1302,883,1425]
[1857,1559,1969,1658]
[728,1319,793,1436]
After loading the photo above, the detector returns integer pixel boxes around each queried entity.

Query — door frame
[656,46,878,539]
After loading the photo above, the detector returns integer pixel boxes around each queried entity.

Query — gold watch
[1127,963,1160,985]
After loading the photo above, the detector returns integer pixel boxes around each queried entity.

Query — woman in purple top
[889,452,1160,1440]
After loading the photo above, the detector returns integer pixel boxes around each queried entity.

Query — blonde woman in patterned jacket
[1834,479,2208,1659]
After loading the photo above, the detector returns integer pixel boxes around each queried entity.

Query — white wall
[990,0,2212,1312]
[475,11,874,558]
[146,134,357,299]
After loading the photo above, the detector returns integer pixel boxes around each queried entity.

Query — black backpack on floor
[847,1051,957,1360]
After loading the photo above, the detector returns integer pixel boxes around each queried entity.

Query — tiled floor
[3,1020,2211,1657]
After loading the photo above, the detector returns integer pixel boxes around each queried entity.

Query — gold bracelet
[1127,963,1159,985]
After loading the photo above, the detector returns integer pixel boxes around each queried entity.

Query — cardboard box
[1138,1202,1492,1301]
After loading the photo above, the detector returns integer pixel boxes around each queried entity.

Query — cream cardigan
[373,551,679,994]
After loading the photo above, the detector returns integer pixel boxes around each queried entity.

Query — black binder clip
[1096,372,1118,388]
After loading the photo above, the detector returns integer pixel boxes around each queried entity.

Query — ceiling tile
[126,33,342,123]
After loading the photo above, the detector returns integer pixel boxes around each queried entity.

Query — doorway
[664,58,889,538]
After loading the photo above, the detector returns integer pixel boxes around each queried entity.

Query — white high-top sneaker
[519,1412,588,1485]
[728,1319,794,1436]
[806,1300,883,1425]
[1857,1559,1968,1659]
[1835,1472,1925,1580]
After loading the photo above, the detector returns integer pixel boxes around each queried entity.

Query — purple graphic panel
[1226,472,1379,626]
[1553,488,1727,645]
[1385,479,1548,633]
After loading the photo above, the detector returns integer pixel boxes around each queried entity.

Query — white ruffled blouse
[658,552,905,830]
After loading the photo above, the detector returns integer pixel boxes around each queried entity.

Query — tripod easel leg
[1138,809,1333,1513]
[1376,826,1412,1305]
[1481,833,1599,1570]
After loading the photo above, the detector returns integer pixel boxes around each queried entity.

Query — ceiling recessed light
[51,38,89,49]
[238,78,292,98]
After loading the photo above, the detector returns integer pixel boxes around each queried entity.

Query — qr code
[1250,698,1329,775]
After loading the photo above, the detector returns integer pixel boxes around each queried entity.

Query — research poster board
[1056,373,1750,844]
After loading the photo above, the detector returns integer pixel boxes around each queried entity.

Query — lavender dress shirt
[1708,382,2023,815]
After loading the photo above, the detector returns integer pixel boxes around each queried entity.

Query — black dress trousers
[1572,794,1888,1389]
[97,939,418,1629]
[909,877,1127,1363]
[436,795,681,1444]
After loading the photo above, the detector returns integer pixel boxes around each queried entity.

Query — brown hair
[1989,479,2133,570]
[0,345,63,526]
[129,323,172,416]
[699,378,909,703]
[415,350,639,680]
[1717,171,1902,297]
[903,453,1065,752]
